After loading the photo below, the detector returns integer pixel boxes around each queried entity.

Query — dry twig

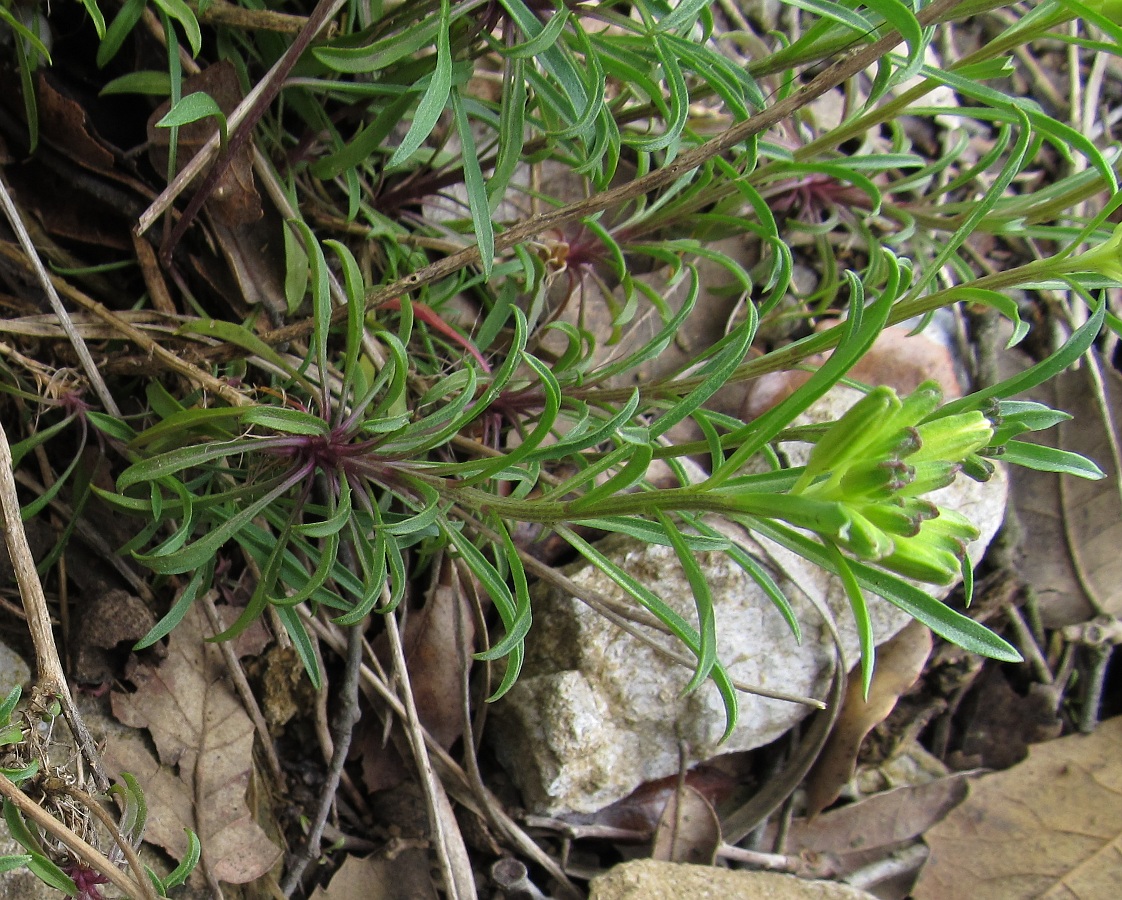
[0,418,107,791]
[279,603,364,896]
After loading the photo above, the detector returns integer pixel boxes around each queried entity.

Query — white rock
[491,390,1008,815]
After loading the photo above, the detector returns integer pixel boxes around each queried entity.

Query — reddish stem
[378,298,491,373]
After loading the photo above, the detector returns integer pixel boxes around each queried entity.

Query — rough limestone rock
[491,388,1008,815]
[589,860,877,900]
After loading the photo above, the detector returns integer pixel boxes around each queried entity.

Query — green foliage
[2,0,1120,838]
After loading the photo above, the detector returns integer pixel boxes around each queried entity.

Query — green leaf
[2,801,41,855]
[464,355,561,486]
[152,0,202,56]
[324,240,367,412]
[753,520,1021,662]
[117,438,259,490]
[8,415,77,468]
[0,724,24,746]
[176,319,303,383]
[134,472,302,575]
[559,525,739,739]
[0,686,21,726]
[310,93,414,179]
[388,0,453,168]
[155,92,226,142]
[446,523,525,700]
[275,606,323,689]
[109,772,149,845]
[994,400,1072,437]
[97,0,146,67]
[135,562,213,650]
[658,512,717,694]
[101,70,172,96]
[241,407,330,436]
[162,829,201,890]
[649,314,757,440]
[27,855,76,896]
[564,444,653,510]
[451,90,495,277]
[0,856,33,876]
[0,761,39,783]
[283,223,311,315]
[937,301,1105,417]
[503,4,569,58]
[490,55,527,210]
[487,526,534,662]
[827,541,874,698]
[333,520,390,626]
[128,406,246,451]
[87,411,138,442]
[999,441,1105,478]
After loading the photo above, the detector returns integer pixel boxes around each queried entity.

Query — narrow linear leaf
[388,0,452,167]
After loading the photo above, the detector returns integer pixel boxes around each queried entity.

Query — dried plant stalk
[0,419,107,791]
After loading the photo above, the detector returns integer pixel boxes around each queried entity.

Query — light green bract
[793,381,993,586]
[1060,222,1122,282]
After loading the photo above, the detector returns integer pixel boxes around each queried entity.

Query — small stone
[589,860,877,900]
[0,639,30,703]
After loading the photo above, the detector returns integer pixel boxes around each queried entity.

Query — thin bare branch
[279,607,363,896]
[199,593,284,785]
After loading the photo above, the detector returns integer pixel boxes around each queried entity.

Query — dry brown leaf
[651,784,722,865]
[576,766,740,838]
[309,851,438,900]
[147,60,262,227]
[404,581,476,748]
[914,716,1122,900]
[804,621,932,818]
[786,774,970,857]
[1011,358,1122,626]
[107,603,281,884]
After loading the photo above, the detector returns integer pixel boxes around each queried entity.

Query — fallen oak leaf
[651,783,722,865]
[914,716,1122,899]
[804,620,932,818]
[310,850,438,900]
[785,773,971,858]
[108,603,281,885]
[1010,356,1122,627]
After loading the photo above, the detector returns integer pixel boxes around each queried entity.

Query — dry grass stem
[199,592,284,784]
[0,773,147,899]
[384,606,476,900]
[0,175,118,417]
